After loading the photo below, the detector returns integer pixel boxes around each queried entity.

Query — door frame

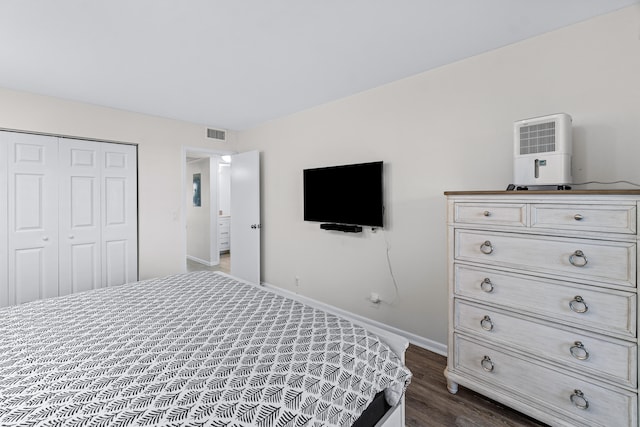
[181,146,235,273]
[0,140,6,306]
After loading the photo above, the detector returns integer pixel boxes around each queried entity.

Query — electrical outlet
[295,276,300,287]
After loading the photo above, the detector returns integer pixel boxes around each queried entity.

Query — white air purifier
[513,113,572,188]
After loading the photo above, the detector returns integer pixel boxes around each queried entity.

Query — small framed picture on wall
[193,173,201,207]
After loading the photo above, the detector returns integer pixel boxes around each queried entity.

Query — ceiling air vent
[206,128,226,141]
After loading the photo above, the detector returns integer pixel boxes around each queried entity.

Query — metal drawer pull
[480,241,493,254]
[480,278,494,293]
[569,296,589,313]
[574,214,584,221]
[570,341,590,360]
[481,355,494,372]
[569,250,588,267]
[483,210,491,217]
[570,390,589,410]
[480,315,494,331]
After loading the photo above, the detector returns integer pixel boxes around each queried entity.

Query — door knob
[69,235,74,239]
[42,236,49,241]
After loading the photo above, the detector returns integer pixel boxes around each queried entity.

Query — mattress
[0,271,411,426]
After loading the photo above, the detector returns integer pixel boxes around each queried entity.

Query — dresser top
[444,189,640,196]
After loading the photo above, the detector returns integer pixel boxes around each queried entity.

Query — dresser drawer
[455,230,637,287]
[454,265,637,338]
[455,300,638,387]
[453,203,526,227]
[453,335,638,427]
[532,203,636,235]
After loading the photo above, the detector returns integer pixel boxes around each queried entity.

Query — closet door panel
[4,132,59,305]
[102,143,137,286]
[105,240,127,286]
[15,248,46,303]
[59,139,101,295]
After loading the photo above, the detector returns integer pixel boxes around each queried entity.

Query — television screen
[303,161,383,227]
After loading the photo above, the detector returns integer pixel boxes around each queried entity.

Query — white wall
[187,158,212,264]
[235,6,640,349]
[0,88,238,279]
[219,163,231,216]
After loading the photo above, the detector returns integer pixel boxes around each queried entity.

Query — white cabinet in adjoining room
[218,216,230,252]
[0,131,138,307]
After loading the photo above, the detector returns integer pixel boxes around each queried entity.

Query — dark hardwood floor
[404,345,548,427]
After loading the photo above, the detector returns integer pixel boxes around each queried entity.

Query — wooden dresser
[444,190,640,427]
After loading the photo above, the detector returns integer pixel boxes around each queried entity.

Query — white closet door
[3,132,59,305]
[102,143,137,286]
[58,138,102,295]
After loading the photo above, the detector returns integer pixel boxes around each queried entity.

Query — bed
[0,271,411,426]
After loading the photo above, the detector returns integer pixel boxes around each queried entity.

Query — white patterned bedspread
[0,271,411,426]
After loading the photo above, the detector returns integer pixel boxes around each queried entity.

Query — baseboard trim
[260,281,447,357]
[186,255,216,267]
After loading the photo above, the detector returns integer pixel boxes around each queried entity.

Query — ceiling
[0,1,637,131]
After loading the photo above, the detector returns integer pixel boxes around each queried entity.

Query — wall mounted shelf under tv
[319,223,363,233]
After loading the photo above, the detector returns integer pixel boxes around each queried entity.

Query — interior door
[101,143,138,286]
[230,150,260,284]
[2,131,59,305]
[58,138,101,295]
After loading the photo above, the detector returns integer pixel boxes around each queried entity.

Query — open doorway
[182,148,261,283]
[183,148,232,274]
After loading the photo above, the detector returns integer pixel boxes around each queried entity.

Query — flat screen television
[303,161,383,227]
